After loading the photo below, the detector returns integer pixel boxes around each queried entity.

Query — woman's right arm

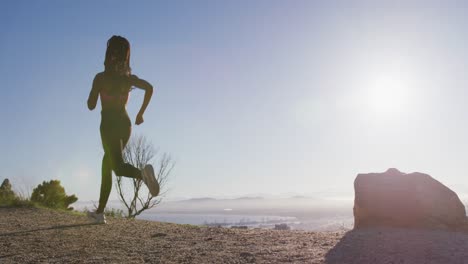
[87,73,102,110]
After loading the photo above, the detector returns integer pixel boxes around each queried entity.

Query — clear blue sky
[3,1,468,201]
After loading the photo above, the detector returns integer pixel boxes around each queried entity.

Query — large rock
[353,168,467,229]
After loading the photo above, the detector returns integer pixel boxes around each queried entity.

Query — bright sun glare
[353,55,420,120]
[366,72,412,115]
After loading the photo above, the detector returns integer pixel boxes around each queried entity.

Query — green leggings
[97,110,142,213]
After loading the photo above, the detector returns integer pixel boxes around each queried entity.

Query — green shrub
[0,179,17,205]
[31,180,78,210]
[9,196,34,207]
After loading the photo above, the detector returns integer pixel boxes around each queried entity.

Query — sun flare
[366,72,412,115]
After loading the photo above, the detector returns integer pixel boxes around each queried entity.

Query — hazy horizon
[3,1,468,202]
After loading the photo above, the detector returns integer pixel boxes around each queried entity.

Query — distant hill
[290,195,308,199]
[180,197,217,202]
[233,196,264,200]
[176,197,265,203]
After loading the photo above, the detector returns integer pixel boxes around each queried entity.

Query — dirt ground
[1,207,468,263]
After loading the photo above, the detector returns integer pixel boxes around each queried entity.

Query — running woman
[87,36,160,224]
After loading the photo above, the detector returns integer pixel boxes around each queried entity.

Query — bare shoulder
[94,71,106,82]
[92,72,108,90]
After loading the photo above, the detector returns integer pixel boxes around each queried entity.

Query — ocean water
[137,212,353,230]
[74,198,354,231]
[137,212,299,228]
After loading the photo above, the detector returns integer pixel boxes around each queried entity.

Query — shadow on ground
[0,223,97,237]
[325,227,468,264]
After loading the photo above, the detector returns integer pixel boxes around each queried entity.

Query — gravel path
[0,207,340,263]
[2,207,468,263]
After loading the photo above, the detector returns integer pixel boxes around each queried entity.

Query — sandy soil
[1,207,468,263]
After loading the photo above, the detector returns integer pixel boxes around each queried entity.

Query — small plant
[0,179,17,205]
[84,205,124,219]
[104,207,124,218]
[31,180,78,210]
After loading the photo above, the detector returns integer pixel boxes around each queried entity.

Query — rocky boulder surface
[353,168,467,229]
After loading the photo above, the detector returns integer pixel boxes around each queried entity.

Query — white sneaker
[87,211,107,224]
[141,164,160,197]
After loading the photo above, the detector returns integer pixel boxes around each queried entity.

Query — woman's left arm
[130,75,154,125]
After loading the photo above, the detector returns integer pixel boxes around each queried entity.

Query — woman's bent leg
[105,124,142,180]
[107,137,141,179]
